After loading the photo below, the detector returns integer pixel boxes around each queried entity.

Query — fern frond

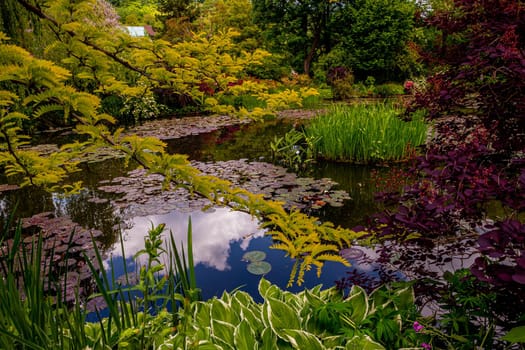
[315,254,351,266]
[32,104,63,119]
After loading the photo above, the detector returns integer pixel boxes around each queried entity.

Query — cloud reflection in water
[108,207,265,271]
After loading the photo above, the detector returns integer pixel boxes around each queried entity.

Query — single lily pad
[340,247,364,260]
[242,250,267,262]
[247,261,272,275]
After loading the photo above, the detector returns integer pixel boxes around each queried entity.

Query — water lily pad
[247,261,272,275]
[242,250,266,262]
[340,247,364,260]
[327,200,345,207]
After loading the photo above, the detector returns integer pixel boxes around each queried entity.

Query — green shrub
[327,66,355,100]
[306,103,428,163]
[219,93,266,110]
[374,83,405,97]
[119,93,170,125]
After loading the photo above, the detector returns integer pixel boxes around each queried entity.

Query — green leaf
[194,302,212,328]
[304,288,324,310]
[258,277,282,299]
[281,329,324,350]
[346,334,385,350]
[247,261,272,275]
[502,326,525,343]
[322,335,346,348]
[259,328,278,350]
[242,250,267,262]
[393,283,415,311]
[346,285,369,325]
[211,298,239,324]
[211,319,235,349]
[265,296,301,339]
[238,304,263,331]
[234,319,257,350]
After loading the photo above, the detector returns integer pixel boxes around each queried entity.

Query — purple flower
[413,321,424,333]
[421,343,431,350]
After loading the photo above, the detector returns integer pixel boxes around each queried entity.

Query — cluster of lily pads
[97,159,351,219]
[0,212,104,306]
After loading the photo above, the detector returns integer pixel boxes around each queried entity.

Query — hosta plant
[161,278,424,350]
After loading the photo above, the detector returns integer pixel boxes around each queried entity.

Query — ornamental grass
[306,103,428,163]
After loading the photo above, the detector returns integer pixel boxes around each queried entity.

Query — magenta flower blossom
[413,321,424,333]
[421,342,431,349]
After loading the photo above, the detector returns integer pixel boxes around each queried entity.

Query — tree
[338,0,417,81]
[195,0,259,50]
[252,0,417,81]
[16,0,313,121]
[411,0,525,150]
[251,0,340,76]
[0,32,359,286]
[156,0,201,23]
[0,0,49,54]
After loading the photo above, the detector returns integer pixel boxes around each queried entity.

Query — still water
[0,118,387,300]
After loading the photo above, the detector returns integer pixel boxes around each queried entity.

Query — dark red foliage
[198,81,215,95]
[411,0,525,150]
[472,219,525,285]
[357,1,525,296]
[370,125,504,239]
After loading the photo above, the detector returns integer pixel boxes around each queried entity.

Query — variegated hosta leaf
[281,329,325,350]
[233,319,257,350]
[264,296,301,339]
[346,334,385,350]
[345,285,369,325]
[259,327,278,350]
[194,302,212,329]
[210,298,240,325]
[211,319,235,350]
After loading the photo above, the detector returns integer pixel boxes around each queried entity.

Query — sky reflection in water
[105,207,357,300]
[111,207,265,271]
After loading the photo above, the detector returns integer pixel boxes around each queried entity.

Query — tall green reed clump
[0,213,200,349]
[0,217,88,349]
[306,103,428,163]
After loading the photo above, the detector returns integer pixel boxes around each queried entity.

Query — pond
[0,114,391,302]
[0,113,474,307]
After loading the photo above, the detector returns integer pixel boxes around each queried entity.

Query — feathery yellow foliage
[0,28,361,286]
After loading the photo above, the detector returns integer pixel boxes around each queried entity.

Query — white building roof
[125,26,146,37]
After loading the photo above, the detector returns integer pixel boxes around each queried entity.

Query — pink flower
[404,80,414,93]
[413,321,424,333]
[421,342,431,349]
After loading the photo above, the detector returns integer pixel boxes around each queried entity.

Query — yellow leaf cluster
[0,28,358,286]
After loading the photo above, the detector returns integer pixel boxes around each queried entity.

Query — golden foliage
[0,26,358,286]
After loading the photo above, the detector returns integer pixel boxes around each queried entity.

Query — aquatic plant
[306,103,428,163]
[270,127,319,172]
[0,215,199,348]
[242,250,267,262]
[246,261,272,275]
